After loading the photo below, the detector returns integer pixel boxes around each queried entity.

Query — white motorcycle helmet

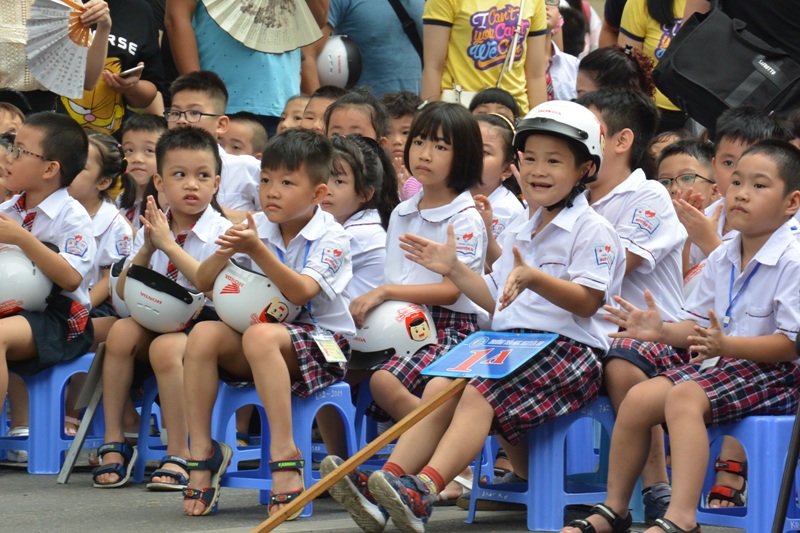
[212,259,301,334]
[123,265,204,333]
[349,301,438,370]
[317,35,362,89]
[513,101,604,208]
[108,257,130,318]
[0,244,54,317]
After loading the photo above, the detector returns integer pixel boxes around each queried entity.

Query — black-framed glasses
[164,110,221,123]
[5,143,48,161]
[657,173,715,189]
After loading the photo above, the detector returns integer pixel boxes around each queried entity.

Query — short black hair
[578,45,655,97]
[404,102,483,193]
[155,126,222,176]
[559,6,588,57]
[381,91,423,119]
[262,128,334,186]
[24,112,88,187]
[169,71,228,114]
[740,139,800,195]
[310,85,348,102]
[468,88,520,119]
[121,113,167,138]
[324,87,389,138]
[715,105,790,146]
[577,88,660,170]
[657,139,715,170]
[228,111,268,154]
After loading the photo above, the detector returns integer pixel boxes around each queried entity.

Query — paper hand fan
[25,0,91,99]
[201,0,322,54]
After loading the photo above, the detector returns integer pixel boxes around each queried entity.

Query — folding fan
[25,0,90,99]
[201,0,322,54]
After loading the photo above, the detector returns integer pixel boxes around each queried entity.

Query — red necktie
[545,59,555,101]
[22,212,36,232]
[165,231,188,281]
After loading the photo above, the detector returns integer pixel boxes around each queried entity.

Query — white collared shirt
[589,169,686,321]
[683,220,800,349]
[246,209,355,336]
[486,194,624,351]
[343,209,386,299]
[86,200,133,290]
[385,190,487,314]
[0,189,96,309]
[549,42,579,102]
[127,205,232,308]
[216,145,261,212]
[487,186,525,239]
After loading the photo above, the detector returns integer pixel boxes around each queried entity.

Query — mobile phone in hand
[120,64,144,78]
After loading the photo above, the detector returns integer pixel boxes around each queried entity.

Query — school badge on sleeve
[321,247,344,274]
[65,234,88,257]
[631,207,661,234]
[455,231,478,257]
[594,243,615,271]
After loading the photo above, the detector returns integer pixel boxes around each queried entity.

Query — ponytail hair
[87,132,133,202]
[579,45,656,98]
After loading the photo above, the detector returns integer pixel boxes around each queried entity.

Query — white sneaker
[5,426,29,463]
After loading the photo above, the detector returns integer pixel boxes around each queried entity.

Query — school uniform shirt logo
[631,207,661,235]
[321,247,344,274]
[491,218,505,237]
[65,235,89,257]
[115,235,132,256]
[594,243,615,271]
[455,232,478,257]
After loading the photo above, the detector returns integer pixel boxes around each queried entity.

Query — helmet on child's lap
[108,257,130,318]
[317,35,362,89]
[513,100,604,182]
[349,301,438,370]
[0,244,54,317]
[212,259,301,334]
[123,265,204,333]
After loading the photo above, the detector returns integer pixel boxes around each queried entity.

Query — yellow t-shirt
[424,0,547,115]
[620,0,686,112]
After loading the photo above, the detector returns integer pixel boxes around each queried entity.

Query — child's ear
[501,161,514,179]
[213,174,221,193]
[96,176,113,192]
[153,173,165,192]
[43,160,60,182]
[379,136,389,148]
[784,189,800,217]
[615,128,634,155]
[362,186,376,203]
[312,183,328,203]
[255,152,263,161]
[215,115,229,136]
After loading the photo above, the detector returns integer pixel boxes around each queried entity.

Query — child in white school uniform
[94,127,232,491]
[325,100,624,533]
[0,112,96,439]
[117,114,167,230]
[577,88,688,521]
[181,129,354,519]
[563,140,800,533]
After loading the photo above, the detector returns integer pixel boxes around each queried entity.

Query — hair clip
[624,43,633,56]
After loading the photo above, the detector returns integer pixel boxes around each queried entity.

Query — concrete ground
[0,462,744,533]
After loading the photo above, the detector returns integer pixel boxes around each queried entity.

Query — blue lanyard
[724,262,761,328]
[275,241,314,322]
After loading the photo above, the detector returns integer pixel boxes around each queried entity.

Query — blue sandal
[268,451,305,521]
[92,442,138,488]
[182,440,233,516]
[147,455,189,491]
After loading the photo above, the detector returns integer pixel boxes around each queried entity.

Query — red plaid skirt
[470,331,603,445]
[285,323,350,399]
[366,306,478,421]
[660,357,800,425]
[606,338,690,378]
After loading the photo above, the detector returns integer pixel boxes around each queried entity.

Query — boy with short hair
[380,91,422,198]
[565,139,800,533]
[302,85,348,133]
[166,71,261,212]
[218,111,268,160]
[0,112,95,418]
[278,95,310,134]
[0,102,24,135]
[181,128,354,518]
[577,88,687,522]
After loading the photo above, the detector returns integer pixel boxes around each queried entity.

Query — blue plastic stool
[220,381,359,518]
[210,381,268,471]
[697,414,794,533]
[467,395,617,532]
[0,352,103,474]
[132,377,167,483]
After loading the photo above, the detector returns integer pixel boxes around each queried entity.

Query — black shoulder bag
[387,0,424,67]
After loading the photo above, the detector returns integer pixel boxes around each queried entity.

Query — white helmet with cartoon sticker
[212,259,301,334]
[349,301,438,370]
[123,265,204,333]
[0,244,54,317]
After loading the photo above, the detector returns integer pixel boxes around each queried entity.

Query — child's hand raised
[498,246,536,311]
[214,212,262,255]
[141,195,173,251]
[688,309,727,362]
[399,224,458,277]
[472,195,494,235]
[603,290,664,342]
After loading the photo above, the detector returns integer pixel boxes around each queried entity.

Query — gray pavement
[0,463,744,533]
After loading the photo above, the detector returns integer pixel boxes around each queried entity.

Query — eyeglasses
[5,143,48,161]
[657,173,715,189]
[164,110,222,123]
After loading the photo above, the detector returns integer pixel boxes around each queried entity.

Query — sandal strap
[713,458,747,477]
[97,442,134,461]
[159,454,189,470]
[590,504,633,533]
[654,517,701,533]
[269,457,305,473]
[186,441,226,472]
[93,463,126,481]
[563,519,596,533]
[269,487,304,505]
[183,486,215,506]
[707,480,747,506]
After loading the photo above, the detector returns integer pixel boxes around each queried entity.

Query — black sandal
[92,442,138,488]
[147,454,189,491]
[653,517,702,532]
[182,440,233,516]
[565,503,632,533]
